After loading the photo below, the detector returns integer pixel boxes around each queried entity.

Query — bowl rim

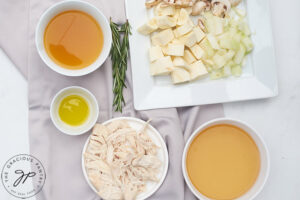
[81,117,169,200]
[35,0,112,76]
[50,86,99,135]
[182,117,270,200]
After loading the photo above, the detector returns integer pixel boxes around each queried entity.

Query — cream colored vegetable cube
[193,26,206,43]
[150,56,174,76]
[176,36,188,45]
[173,57,187,68]
[149,46,164,62]
[171,67,191,84]
[177,9,189,25]
[187,60,208,80]
[190,44,204,59]
[199,38,215,58]
[151,29,174,46]
[174,22,193,38]
[138,18,158,35]
[156,16,176,29]
[161,45,168,55]
[213,17,224,35]
[165,44,185,56]
[182,31,198,47]
[154,4,175,16]
[183,49,196,64]
[171,39,183,44]
[204,13,224,35]
[173,9,181,21]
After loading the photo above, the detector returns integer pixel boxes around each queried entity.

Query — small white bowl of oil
[50,86,99,135]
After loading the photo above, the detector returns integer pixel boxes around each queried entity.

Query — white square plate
[125,0,278,110]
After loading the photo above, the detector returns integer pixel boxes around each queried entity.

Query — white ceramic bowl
[35,0,112,76]
[182,118,270,200]
[50,86,99,135]
[82,117,169,200]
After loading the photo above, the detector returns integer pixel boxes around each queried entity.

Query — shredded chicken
[84,120,161,200]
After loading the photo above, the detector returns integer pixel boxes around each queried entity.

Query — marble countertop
[0,0,300,199]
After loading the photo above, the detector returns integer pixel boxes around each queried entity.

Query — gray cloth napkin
[0,0,224,199]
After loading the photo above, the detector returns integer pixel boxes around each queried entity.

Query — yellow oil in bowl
[58,95,90,126]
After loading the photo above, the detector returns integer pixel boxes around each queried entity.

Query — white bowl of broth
[35,0,112,76]
[182,118,270,200]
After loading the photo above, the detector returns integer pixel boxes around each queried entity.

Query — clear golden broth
[44,10,103,69]
[186,124,260,200]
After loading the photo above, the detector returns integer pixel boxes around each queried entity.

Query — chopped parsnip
[150,56,174,75]
[138,3,253,83]
[171,67,191,84]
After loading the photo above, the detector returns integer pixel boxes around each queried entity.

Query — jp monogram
[1,154,46,199]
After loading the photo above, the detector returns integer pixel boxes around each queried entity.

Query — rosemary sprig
[110,19,131,112]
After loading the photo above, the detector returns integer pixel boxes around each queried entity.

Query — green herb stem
[110,19,131,112]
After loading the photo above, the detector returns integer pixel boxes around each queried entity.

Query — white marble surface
[0,49,33,200]
[224,1,300,199]
[0,0,300,199]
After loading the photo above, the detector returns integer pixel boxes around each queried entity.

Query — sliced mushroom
[160,2,171,7]
[229,0,242,7]
[198,16,207,32]
[211,0,231,18]
[163,0,175,4]
[163,0,196,7]
[145,0,162,8]
[204,0,212,11]
[191,1,208,16]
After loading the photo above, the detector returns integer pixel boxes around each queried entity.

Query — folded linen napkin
[0,0,224,199]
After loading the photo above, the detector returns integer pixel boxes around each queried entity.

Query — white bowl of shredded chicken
[82,117,169,200]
